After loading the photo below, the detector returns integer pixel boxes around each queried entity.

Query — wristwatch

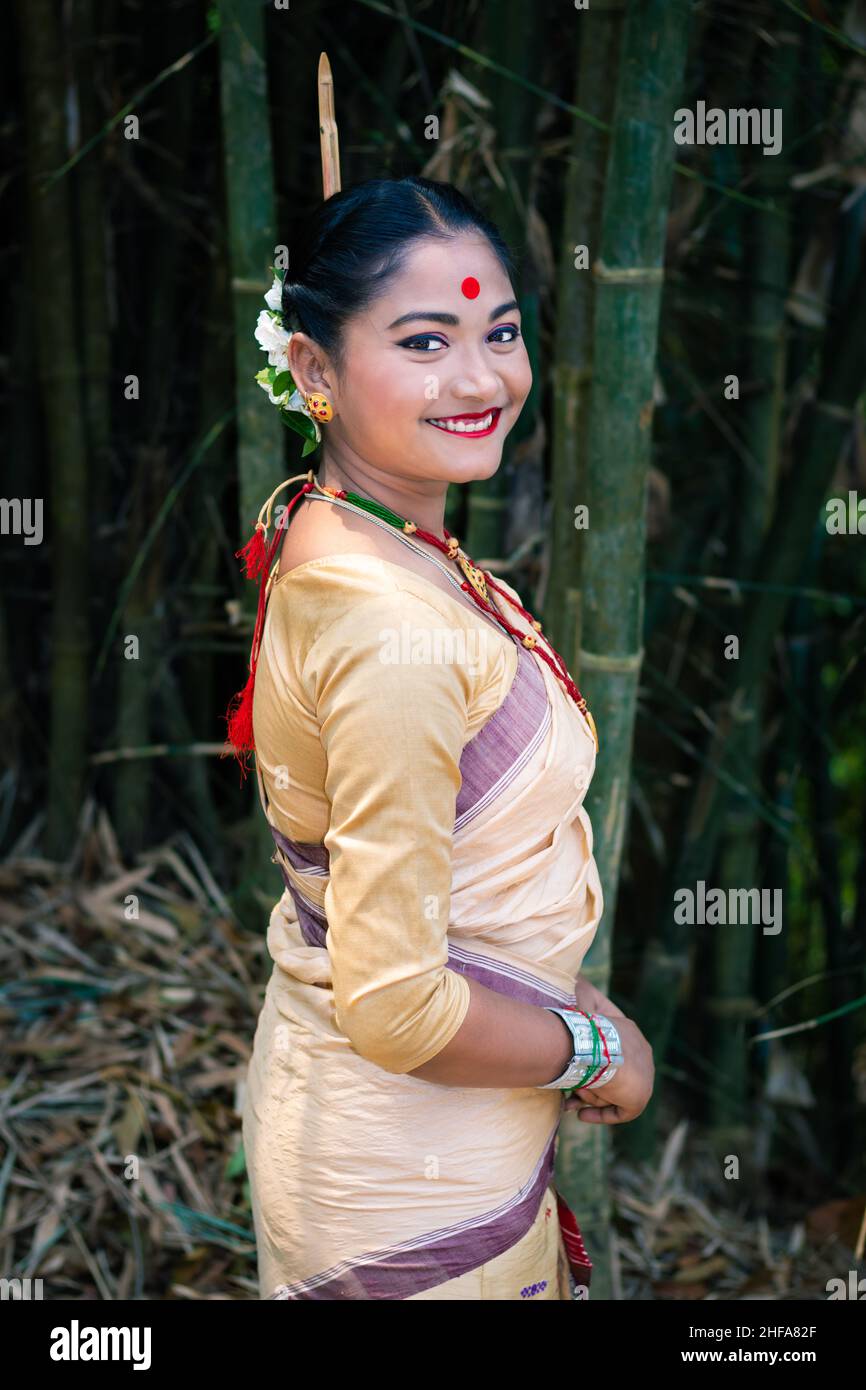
[537,1008,624,1090]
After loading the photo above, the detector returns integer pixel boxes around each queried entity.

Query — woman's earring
[305,393,333,423]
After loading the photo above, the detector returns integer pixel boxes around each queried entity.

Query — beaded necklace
[222,469,598,778]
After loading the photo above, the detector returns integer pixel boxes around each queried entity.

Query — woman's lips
[426,406,503,438]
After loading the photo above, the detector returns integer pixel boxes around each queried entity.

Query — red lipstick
[425,406,502,439]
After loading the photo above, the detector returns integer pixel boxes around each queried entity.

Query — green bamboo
[217,0,283,535]
[113,5,194,853]
[804,612,854,1166]
[17,0,91,859]
[464,0,542,562]
[548,2,624,675]
[629,235,866,1158]
[72,0,113,541]
[579,0,691,910]
[3,206,38,774]
[217,0,284,915]
[708,26,800,1139]
[755,593,801,1177]
[554,0,692,1298]
[547,2,622,1301]
[114,446,165,854]
[186,236,234,753]
[157,663,222,858]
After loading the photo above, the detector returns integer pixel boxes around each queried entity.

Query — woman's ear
[288,333,336,400]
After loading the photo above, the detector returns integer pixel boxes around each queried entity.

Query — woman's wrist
[537,1009,625,1090]
[545,1008,577,1083]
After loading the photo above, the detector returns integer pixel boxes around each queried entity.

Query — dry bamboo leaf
[139,845,208,906]
[654,1117,689,1197]
[440,68,491,110]
[113,1091,146,1157]
[672,1253,729,1283]
[171,1149,213,1216]
[187,1065,246,1093]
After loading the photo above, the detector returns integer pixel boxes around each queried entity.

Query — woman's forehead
[399,232,498,271]
[370,236,513,319]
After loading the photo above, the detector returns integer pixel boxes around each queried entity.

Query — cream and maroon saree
[241,553,603,1300]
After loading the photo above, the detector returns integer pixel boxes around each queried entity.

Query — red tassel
[222,565,270,783]
[221,479,317,782]
[235,526,268,580]
[224,670,256,779]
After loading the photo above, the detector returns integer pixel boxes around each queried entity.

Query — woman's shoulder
[263,553,517,722]
[270,551,480,624]
[270,549,518,651]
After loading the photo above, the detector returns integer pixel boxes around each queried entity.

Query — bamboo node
[592,260,665,284]
[576,647,645,673]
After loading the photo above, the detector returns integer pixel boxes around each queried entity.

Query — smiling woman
[236,175,651,1303]
[279,178,532,497]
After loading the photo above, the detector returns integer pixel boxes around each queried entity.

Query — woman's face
[299,233,532,486]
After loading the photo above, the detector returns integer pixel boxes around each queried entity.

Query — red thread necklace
[222,470,599,777]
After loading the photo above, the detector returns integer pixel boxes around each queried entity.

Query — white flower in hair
[254,308,292,370]
[253,272,321,450]
[264,274,283,312]
[257,372,290,407]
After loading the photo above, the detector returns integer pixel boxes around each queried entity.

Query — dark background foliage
[1,0,864,1300]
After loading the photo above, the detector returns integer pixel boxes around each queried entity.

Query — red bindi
[461,276,480,299]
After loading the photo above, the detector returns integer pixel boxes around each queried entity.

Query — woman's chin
[421,438,504,483]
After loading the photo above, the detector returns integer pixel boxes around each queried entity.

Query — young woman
[236,176,654,1300]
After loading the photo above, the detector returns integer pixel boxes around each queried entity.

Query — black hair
[281,176,516,371]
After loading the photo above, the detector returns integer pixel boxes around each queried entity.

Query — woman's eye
[398,334,447,352]
[396,325,521,352]
[487,324,521,344]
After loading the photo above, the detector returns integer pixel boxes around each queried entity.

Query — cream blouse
[251,552,522,1075]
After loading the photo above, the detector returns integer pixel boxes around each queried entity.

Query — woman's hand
[562,979,655,1124]
[572,975,625,1021]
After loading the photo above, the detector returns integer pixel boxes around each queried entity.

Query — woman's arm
[412,973,655,1124]
[409,974,575,1087]
[303,585,652,1116]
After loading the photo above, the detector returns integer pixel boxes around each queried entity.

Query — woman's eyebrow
[387,300,520,330]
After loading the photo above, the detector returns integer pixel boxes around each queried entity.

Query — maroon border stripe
[455,642,549,823]
[268,1123,560,1299]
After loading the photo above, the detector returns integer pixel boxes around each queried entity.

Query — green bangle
[569,1011,601,1090]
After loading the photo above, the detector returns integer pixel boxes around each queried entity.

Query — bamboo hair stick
[318,52,341,199]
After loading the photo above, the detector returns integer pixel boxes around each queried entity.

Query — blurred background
[2,0,865,1300]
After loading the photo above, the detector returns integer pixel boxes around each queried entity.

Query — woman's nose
[450,367,500,402]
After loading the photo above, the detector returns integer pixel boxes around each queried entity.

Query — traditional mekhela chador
[225,52,604,1301]
[225,465,604,1299]
[236,514,603,1296]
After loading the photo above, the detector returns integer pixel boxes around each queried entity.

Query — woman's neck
[318,447,448,537]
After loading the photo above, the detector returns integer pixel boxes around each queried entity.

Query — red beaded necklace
[223,470,599,778]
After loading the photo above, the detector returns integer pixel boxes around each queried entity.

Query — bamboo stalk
[217,0,285,911]
[318,53,341,199]
[579,0,692,921]
[548,6,623,675]
[628,223,866,1159]
[464,3,541,566]
[708,26,800,1139]
[217,0,283,536]
[114,4,199,856]
[17,0,91,859]
[548,4,625,1304]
